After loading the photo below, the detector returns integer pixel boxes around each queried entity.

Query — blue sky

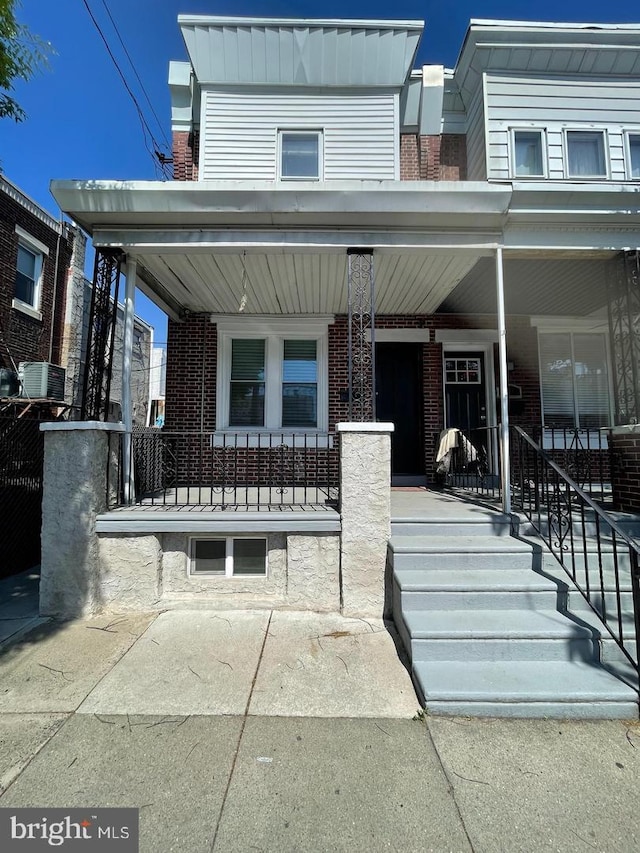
[4,0,640,343]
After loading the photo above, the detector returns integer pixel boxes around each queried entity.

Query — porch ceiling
[137,250,484,316]
[440,255,614,316]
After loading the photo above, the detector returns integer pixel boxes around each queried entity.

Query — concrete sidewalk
[0,610,639,851]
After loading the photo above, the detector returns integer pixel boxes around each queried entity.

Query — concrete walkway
[1,609,640,851]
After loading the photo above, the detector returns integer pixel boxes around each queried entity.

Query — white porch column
[122,256,137,504]
[495,246,511,514]
[337,422,394,617]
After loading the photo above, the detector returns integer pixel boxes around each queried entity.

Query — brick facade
[172,130,200,181]
[611,432,640,512]
[400,134,467,181]
[164,312,545,485]
[0,182,74,374]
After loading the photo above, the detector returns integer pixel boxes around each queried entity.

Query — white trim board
[367,329,431,342]
[435,329,499,343]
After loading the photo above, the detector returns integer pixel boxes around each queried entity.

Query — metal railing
[122,429,339,510]
[521,425,612,506]
[510,424,640,673]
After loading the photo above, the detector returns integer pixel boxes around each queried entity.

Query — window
[445,357,482,384]
[279,131,321,180]
[190,537,267,577]
[565,130,607,178]
[627,133,640,179]
[216,318,330,433]
[13,227,46,314]
[538,332,611,429]
[512,129,545,177]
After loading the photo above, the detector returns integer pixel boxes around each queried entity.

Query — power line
[80,0,172,178]
[99,0,172,153]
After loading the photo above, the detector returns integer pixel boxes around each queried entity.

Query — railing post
[495,246,511,514]
[631,548,640,673]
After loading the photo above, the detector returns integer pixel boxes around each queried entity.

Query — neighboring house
[61,229,152,426]
[45,17,640,715]
[0,176,75,577]
[0,174,74,403]
[148,346,166,426]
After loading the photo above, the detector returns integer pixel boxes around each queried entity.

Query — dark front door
[376,342,424,476]
[444,351,488,452]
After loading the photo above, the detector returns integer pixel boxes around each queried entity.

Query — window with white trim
[565,130,607,178]
[190,537,267,576]
[216,319,329,433]
[279,131,322,180]
[14,239,44,312]
[538,331,611,429]
[512,129,545,178]
[626,132,640,179]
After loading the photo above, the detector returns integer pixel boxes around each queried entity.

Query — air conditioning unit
[19,362,66,400]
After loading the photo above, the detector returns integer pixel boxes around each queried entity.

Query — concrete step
[389,536,536,571]
[393,568,561,611]
[413,660,638,719]
[391,514,512,538]
[403,608,599,662]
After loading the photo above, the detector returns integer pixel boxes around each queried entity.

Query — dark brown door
[376,343,424,475]
[444,351,488,453]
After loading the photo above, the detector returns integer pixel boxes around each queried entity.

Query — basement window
[190,537,267,577]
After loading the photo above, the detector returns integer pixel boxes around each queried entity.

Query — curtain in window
[539,332,611,428]
[514,131,543,176]
[567,131,606,177]
[282,340,317,427]
[230,339,265,426]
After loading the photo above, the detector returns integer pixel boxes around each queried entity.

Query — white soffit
[178,16,423,87]
[136,250,481,316]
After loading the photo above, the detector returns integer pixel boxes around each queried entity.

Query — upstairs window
[539,332,611,429]
[627,133,640,179]
[13,227,47,316]
[279,131,321,180]
[565,130,607,178]
[513,129,545,178]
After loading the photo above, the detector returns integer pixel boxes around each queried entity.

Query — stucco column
[40,421,125,618]
[337,422,394,617]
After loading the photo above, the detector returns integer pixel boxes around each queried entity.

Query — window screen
[15,244,37,306]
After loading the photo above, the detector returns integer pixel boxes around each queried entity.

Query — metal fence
[127,429,339,510]
[0,416,44,577]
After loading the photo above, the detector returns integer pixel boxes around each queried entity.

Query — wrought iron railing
[510,425,640,674]
[121,429,339,510]
[522,425,612,506]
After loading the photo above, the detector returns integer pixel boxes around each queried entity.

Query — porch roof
[50,179,640,320]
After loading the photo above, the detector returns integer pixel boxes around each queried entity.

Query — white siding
[465,82,486,180]
[200,90,398,181]
[485,75,640,180]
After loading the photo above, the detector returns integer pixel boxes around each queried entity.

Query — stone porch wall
[40,423,392,619]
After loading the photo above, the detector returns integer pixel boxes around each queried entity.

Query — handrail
[511,425,640,676]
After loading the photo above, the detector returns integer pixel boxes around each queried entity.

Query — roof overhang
[454,19,640,105]
[178,16,424,88]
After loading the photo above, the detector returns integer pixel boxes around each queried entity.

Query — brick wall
[172,130,199,181]
[611,432,640,512]
[164,312,545,486]
[0,187,74,373]
[400,134,467,181]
